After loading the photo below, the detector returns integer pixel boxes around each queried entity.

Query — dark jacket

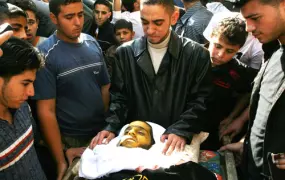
[104,31,212,141]
[244,42,285,180]
[90,20,118,53]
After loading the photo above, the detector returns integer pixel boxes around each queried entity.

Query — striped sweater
[0,102,46,180]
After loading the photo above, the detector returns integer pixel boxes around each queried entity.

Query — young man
[201,17,257,150]
[220,0,285,179]
[105,19,135,77]
[32,0,110,179]
[14,0,47,46]
[92,0,117,53]
[0,3,27,40]
[90,0,212,156]
[0,37,46,179]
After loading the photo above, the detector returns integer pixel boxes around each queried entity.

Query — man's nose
[27,85,35,97]
[20,29,27,40]
[246,20,255,32]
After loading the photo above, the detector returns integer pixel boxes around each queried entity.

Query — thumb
[160,134,168,142]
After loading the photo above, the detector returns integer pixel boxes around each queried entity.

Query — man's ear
[170,10,179,26]
[107,11,112,19]
[49,13,58,25]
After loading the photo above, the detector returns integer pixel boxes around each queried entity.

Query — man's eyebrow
[11,23,22,28]
[244,13,259,19]
[153,19,164,23]
[22,79,34,83]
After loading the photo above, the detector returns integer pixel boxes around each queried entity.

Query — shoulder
[81,33,101,49]
[38,34,61,55]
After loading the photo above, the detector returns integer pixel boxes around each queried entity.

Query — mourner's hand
[272,153,285,169]
[219,117,245,140]
[89,130,115,149]
[219,117,233,132]
[219,142,244,155]
[65,147,86,166]
[161,134,186,155]
[135,165,160,173]
[56,160,68,180]
[0,30,13,57]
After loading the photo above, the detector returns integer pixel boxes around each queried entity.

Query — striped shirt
[175,1,213,44]
[0,102,46,180]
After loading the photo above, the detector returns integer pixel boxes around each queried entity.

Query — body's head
[119,121,155,150]
[0,37,44,109]
[122,0,140,12]
[140,0,178,44]
[114,19,134,44]
[240,0,285,44]
[12,0,39,45]
[208,17,247,66]
[93,0,112,27]
[49,0,84,43]
[0,3,27,40]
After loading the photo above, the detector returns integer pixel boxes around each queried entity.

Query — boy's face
[0,69,36,109]
[5,16,27,40]
[119,121,152,149]
[115,28,134,44]
[26,10,39,45]
[209,35,241,67]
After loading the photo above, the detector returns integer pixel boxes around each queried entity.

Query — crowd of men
[0,0,284,179]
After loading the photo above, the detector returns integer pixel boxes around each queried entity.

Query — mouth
[120,135,136,142]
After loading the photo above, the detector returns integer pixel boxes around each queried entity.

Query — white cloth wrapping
[79,122,191,179]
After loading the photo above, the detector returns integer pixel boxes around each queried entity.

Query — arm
[113,0,121,11]
[37,99,67,180]
[101,83,110,112]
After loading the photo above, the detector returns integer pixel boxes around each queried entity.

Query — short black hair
[11,0,39,20]
[0,3,27,20]
[141,0,175,14]
[49,0,82,17]
[0,37,44,79]
[114,19,133,33]
[94,0,112,12]
[122,0,136,12]
[211,17,248,47]
[239,0,282,6]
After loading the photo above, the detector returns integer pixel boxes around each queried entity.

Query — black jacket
[104,31,212,141]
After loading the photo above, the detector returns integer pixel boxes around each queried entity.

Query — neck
[184,1,198,10]
[0,103,12,124]
[56,30,80,43]
[32,36,40,47]
[278,35,285,45]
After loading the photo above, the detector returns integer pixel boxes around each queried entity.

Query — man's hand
[160,134,186,155]
[219,117,233,132]
[65,147,86,166]
[272,153,285,169]
[89,130,115,149]
[56,160,68,180]
[219,142,244,155]
[0,30,13,57]
[219,117,245,140]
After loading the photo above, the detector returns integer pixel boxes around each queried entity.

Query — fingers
[219,142,243,153]
[0,31,13,57]
[105,133,115,144]
[89,135,99,149]
[161,134,186,155]
[160,134,167,143]
[276,158,285,169]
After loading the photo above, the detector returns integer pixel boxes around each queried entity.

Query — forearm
[236,106,250,124]
[101,84,110,112]
[37,104,65,165]
[228,93,250,119]
[113,0,121,11]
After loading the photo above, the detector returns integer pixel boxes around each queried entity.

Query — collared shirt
[175,1,213,44]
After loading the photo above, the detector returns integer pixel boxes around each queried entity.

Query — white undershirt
[147,32,171,74]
